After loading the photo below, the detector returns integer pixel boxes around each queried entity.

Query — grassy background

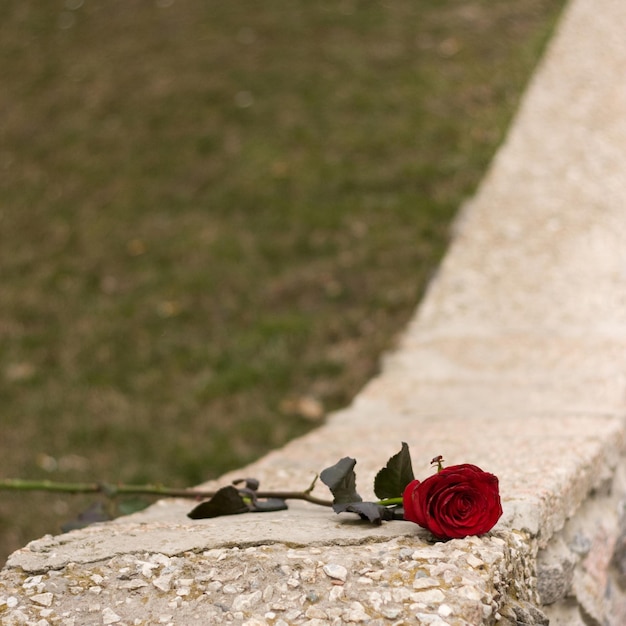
[0,0,563,564]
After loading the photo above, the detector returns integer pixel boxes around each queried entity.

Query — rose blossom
[402,463,502,539]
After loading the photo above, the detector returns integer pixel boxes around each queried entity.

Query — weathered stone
[536,537,576,604]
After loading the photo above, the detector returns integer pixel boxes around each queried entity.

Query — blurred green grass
[0,0,563,562]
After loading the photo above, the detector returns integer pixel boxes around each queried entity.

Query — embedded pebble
[412,576,440,590]
[152,574,173,592]
[138,561,159,577]
[411,588,446,604]
[102,607,121,624]
[466,553,485,568]
[30,593,54,607]
[329,585,345,602]
[343,600,370,622]
[305,606,327,619]
[322,563,347,582]
[381,605,403,619]
[23,576,44,589]
[119,579,149,590]
[232,590,263,612]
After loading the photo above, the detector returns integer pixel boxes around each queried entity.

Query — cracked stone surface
[3,0,626,624]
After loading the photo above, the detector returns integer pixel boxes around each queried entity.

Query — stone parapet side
[0,530,539,626]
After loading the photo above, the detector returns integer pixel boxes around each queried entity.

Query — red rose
[402,463,502,540]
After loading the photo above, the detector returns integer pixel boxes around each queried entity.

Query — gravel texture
[0,532,540,626]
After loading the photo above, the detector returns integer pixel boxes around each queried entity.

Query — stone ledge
[1,411,623,624]
[1,531,538,626]
[4,412,623,569]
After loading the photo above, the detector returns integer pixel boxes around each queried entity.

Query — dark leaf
[374,442,415,500]
[251,498,288,513]
[61,501,110,533]
[332,502,403,525]
[320,457,362,504]
[187,486,250,519]
[232,477,260,492]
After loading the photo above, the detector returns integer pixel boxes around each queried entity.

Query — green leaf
[373,442,415,500]
[187,485,250,519]
[319,457,363,504]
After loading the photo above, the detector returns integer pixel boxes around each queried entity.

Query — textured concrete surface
[3,0,626,624]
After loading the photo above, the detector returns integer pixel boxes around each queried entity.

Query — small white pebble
[120,580,149,590]
[411,588,446,604]
[323,563,348,582]
[262,585,274,601]
[343,601,369,622]
[138,561,159,577]
[284,609,302,621]
[381,606,403,620]
[30,593,54,607]
[7,596,19,608]
[438,603,453,617]
[151,554,171,567]
[329,585,344,602]
[415,613,448,625]
[152,574,173,592]
[102,607,121,624]
[305,606,327,619]
[412,577,440,590]
[466,554,484,568]
[232,590,263,612]
[23,575,44,589]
